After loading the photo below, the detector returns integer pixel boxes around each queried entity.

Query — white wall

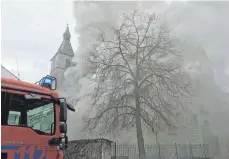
[1,65,19,80]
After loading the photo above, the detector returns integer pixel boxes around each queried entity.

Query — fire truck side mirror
[66,102,75,112]
[60,123,67,133]
[60,102,67,122]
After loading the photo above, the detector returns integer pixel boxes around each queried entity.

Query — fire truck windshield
[1,91,55,135]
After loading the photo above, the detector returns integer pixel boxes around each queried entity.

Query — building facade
[50,25,75,89]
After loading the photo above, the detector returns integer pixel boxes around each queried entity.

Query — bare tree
[83,10,191,159]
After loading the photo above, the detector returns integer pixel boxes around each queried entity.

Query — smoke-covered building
[50,25,76,89]
[201,120,221,158]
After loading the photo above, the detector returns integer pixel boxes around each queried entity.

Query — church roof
[50,25,74,61]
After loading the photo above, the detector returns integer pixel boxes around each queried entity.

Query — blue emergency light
[39,75,57,90]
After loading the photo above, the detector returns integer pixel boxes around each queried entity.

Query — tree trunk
[156,134,161,159]
[135,94,146,159]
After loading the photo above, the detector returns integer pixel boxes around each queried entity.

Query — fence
[64,140,210,159]
[111,143,210,159]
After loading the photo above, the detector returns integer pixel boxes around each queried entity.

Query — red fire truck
[1,75,75,159]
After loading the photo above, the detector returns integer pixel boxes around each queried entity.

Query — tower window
[65,59,71,68]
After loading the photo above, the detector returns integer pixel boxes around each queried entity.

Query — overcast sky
[1,0,77,83]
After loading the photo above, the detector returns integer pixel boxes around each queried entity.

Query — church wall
[51,58,55,73]
[55,54,73,70]
[51,53,73,89]
[55,68,65,89]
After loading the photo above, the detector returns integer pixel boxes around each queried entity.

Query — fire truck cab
[1,75,74,159]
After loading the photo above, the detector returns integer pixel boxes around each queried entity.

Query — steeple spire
[50,25,74,61]
[63,24,71,41]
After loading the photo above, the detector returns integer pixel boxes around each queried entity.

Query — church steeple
[50,24,76,89]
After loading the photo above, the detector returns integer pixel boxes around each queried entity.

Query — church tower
[50,25,75,89]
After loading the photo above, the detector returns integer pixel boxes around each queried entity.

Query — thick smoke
[64,0,167,140]
[64,1,229,158]
[71,1,141,77]
[163,2,229,85]
[64,1,141,140]
[161,2,229,157]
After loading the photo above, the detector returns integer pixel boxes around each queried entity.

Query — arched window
[65,59,71,68]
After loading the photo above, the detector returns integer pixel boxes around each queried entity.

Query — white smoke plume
[64,1,141,140]
[64,1,229,157]
[71,1,140,77]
